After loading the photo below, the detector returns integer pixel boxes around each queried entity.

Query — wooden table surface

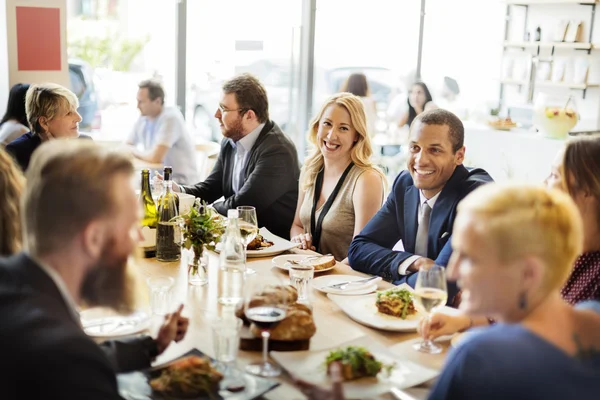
[134,248,452,400]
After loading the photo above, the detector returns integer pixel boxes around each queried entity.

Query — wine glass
[237,206,258,275]
[413,265,448,354]
[244,276,288,377]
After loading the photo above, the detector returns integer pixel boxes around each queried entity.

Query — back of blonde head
[0,148,25,256]
[25,83,79,134]
[456,183,583,294]
[302,92,385,189]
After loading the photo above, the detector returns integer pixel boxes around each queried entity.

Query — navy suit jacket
[348,165,493,298]
[5,132,92,172]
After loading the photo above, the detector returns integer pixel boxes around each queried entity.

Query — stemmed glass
[244,276,288,377]
[237,206,258,275]
[413,265,448,354]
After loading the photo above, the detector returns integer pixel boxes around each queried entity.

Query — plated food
[324,346,394,381]
[488,116,517,130]
[375,287,416,319]
[149,355,223,398]
[246,233,274,250]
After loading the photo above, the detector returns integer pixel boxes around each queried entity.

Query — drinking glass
[413,265,448,354]
[146,276,174,316]
[289,263,314,304]
[212,316,244,389]
[244,276,288,377]
[237,206,258,275]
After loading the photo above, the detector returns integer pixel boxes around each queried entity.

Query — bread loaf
[250,303,316,340]
[303,255,336,271]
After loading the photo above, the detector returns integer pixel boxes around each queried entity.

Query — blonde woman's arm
[290,178,315,250]
[398,111,409,128]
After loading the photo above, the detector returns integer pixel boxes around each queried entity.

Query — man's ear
[244,109,257,121]
[455,145,466,165]
[81,221,105,260]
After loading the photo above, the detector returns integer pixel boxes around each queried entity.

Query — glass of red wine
[243,276,288,377]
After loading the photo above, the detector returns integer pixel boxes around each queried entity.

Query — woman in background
[0,147,25,256]
[0,83,30,145]
[398,81,436,128]
[340,73,378,136]
[290,93,385,262]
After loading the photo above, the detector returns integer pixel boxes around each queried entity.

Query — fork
[327,276,380,290]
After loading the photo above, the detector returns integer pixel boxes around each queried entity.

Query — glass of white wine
[413,265,448,354]
[237,206,258,275]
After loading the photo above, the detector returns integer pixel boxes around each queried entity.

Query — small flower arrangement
[177,199,226,275]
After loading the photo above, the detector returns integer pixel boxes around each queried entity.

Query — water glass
[146,276,174,315]
[289,264,315,304]
[212,317,243,366]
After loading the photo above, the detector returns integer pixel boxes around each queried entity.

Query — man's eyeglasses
[218,105,248,114]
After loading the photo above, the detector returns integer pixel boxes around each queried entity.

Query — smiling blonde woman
[290,93,386,262]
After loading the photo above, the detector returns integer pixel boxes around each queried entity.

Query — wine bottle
[139,169,158,258]
[156,166,181,262]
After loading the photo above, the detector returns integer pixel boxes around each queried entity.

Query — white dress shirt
[397,190,442,275]
[231,123,264,194]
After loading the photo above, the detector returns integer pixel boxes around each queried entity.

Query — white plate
[328,284,460,332]
[80,308,150,338]
[311,274,380,296]
[271,254,336,273]
[216,227,300,258]
[271,336,439,399]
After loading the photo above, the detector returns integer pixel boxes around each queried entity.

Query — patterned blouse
[561,251,600,305]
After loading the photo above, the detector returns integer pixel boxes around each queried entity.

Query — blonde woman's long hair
[0,148,25,256]
[302,92,385,190]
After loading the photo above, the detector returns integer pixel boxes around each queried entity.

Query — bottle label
[140,226,157,248]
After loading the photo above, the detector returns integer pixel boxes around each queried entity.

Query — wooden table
[135,249,451,399]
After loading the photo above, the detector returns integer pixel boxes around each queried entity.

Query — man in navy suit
[348,109,493,300]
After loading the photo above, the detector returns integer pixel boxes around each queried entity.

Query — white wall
[5,0,69,88]
[0,0,9,114]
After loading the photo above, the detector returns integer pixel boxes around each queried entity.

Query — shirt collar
[30,254,81,323]
[230,123,265,152]
[419,190,441,209]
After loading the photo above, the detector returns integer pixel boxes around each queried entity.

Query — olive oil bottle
[156,166,181,262]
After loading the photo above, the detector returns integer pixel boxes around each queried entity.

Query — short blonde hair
[23,140,133,256]
[302,92,385,189]
[0,148,25,256]
[456,183,583,294]
[25,83,79,134]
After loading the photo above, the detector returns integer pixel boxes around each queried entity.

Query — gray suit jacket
[0,253,157,400]
[182,121,300,239]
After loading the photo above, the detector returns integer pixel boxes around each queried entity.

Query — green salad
[324,346,394,380]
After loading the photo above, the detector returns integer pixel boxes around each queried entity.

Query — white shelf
[536,81,599,89]
[504,41,595,49]
[506,0,598,5]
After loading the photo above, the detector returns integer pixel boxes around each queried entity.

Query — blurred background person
[429,183,600,399]
[0,83,30,145]
[0,147,25,256]
[339,73,378,136]
[398,81,436,128]
[5,83,86,171]
[290,93,385,262]
[436,76,468,120]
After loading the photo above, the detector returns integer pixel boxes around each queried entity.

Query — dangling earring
[519,291,528,310]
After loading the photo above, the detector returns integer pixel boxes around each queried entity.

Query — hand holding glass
[413,265,448,354]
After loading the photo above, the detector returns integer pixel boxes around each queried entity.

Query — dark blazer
[181,121,300,239]
[0,253,157,400]
[348,165,493,295]
[5,132,92,171]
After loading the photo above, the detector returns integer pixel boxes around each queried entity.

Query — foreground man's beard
[80,239,138,313]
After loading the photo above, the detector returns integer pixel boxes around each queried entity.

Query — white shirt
[397,190,442,275]
[32,254,81,324]
[128,107,199,184]
[231,123,264,194]
[0,120,28,145]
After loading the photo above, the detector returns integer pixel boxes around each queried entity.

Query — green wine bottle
[157,166,181,262]
[139,169,158,258]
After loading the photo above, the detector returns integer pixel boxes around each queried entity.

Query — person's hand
[407,257,435,273]
[418,313,471,341]
[290,232,316,251]
[153,171,181,193]
[293,361,345,400]
[155,304,189,355]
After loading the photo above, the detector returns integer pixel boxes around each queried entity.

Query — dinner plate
[80,308,150,338]
[271,254,336,273]
[328,284,460,332]
[312,274,381,296]
[216,227,300,258]
[270,336,439,399]
[117,348,279,400]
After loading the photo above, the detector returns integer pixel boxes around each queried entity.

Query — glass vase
[188,245,208,286]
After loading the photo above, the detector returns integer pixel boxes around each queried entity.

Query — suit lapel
[403,185,420,252]
[245,121,273,178]
[222,143,234,196]
[429,165,469,248]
